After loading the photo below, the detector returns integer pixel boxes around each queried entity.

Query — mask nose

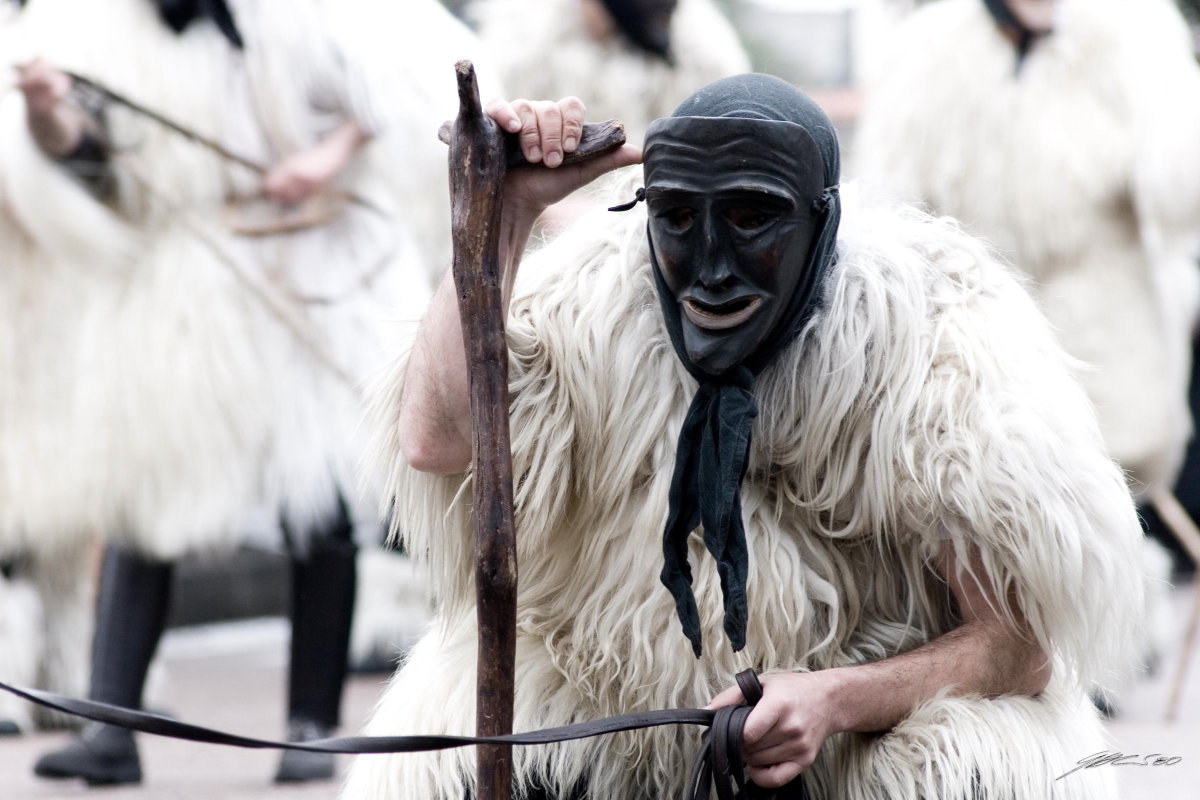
[696,211,736,292]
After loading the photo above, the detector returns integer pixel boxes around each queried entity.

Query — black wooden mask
[639,74,842,657]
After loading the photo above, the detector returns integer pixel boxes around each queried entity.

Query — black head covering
[157,0,243,49]
[982,0,1045,69]
[601,0,678,61]
[641,74,841,656]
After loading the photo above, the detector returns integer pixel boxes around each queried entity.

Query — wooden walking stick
[448,60,518,800]
[445,60,627,800]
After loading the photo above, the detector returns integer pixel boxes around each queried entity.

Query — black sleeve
[55,130,114,198]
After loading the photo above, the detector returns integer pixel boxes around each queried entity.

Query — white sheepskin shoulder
[346,181,1140,800]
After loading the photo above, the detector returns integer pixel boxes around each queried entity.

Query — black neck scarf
[983,0,1048,71]
[638,74,842,657]
[601,0,677,62]
[157,0,243,49]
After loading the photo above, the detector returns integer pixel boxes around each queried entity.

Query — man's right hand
[14,58,88,157]
[398,97,639,476]
[15,58,72,117]
[484,96,641,223]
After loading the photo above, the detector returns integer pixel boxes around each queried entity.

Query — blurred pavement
[0,581,1197,799]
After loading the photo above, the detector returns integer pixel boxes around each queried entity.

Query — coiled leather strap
[1,673,807,798]
[687,670,810,800]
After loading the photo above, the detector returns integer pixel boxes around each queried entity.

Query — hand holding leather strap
[687,670,810,800]
[687,669,759,800]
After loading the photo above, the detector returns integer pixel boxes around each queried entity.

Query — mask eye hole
[723,207,775,232]
[659,207,696,233]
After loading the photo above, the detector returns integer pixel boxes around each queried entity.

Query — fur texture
[0,0,464,716]
[468,0,750,145]
[0,0,452,559]
[0,571,43,730]
[348,548,432,671]
[854,0,1200,493]
[344,177,1143,799]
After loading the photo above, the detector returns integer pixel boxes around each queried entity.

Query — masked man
[0,0,487,786]
[855,0,1200,542]
[343,74,1143,799]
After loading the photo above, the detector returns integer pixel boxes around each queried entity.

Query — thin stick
[1148,488,1200,564]
[63,69,386,217]
[1165,582,1200,723]
[448,61,517,800]
[1148,488,1200,722]
[65,69,269,174]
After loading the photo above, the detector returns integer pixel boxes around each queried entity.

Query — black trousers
[88,495,357,729]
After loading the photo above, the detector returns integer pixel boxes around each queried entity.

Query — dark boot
[274,718,337,784]
[274,496,356,784]
[33,547,173,786]
[33,722,141,786]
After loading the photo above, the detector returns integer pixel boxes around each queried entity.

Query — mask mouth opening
[681,295,763,330]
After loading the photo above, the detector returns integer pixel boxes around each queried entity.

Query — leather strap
[1,672,807,798]
[687,670,810,800]
[0,680,711,754]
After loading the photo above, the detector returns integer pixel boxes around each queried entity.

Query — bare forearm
[321,118,370,172]
[397,210,536,474]
[824,618,1050,734]
[397,94,640,474]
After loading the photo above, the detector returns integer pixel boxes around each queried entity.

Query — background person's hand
[15,58,72,118]
[263,140,348,205]
[264,119,369,205]
[15,58,85,156]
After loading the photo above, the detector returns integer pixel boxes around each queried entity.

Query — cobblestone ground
[1,582,1197,799]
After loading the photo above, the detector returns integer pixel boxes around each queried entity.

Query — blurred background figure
[0,0,110,738]
[463,0,749,236]
[467,0,750,147]
[854,0,1200,699]
[0,0,489,787]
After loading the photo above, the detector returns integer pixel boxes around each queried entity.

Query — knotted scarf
[983,0,1048,71]
[158,0,243,49]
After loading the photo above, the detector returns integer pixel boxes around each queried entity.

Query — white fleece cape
[344,178,1144,800]
[854,0,1200,494]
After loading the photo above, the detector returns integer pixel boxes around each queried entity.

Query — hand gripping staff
[447,60,626,800]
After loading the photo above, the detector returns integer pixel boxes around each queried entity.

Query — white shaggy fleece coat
[0,0,501,561]
[0,0,494,711]
[854,0,1200,494]
[468,0,750,145]
[344,177,1144,800]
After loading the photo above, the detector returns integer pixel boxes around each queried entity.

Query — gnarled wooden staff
[446,61,624,800]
